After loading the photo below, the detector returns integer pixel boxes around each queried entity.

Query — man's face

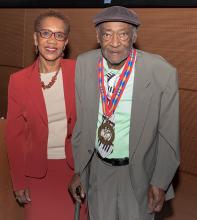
[96,22,136,70]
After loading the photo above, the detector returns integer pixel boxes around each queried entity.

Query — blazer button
[68,118,71,124]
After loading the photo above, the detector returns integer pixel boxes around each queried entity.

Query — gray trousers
[87,154,154,220]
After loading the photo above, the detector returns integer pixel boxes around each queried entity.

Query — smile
[45,47,57,52]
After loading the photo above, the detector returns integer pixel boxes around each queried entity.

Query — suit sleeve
[150,68,180,191]
[72,56,84,174]
[5,75,27,191]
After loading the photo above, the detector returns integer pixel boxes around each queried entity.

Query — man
[69,6,180,220]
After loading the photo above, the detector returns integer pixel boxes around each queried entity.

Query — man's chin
[107,58,128,69]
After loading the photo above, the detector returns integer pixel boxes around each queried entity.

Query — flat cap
[93,6,141,27]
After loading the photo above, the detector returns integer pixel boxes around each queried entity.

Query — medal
[98,117,115,146]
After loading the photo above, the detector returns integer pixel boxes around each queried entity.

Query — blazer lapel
[129,51,153,159]
[26,60,48,126]
[88,51,100,144]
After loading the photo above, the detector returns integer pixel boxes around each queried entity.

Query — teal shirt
[95,56,136,159]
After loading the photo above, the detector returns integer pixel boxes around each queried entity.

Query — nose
[110,33,120,47]
[47,33,57,43]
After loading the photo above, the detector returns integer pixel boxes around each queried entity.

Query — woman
[6,11,87,220]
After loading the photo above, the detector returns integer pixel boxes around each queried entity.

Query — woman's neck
[39,57,61,73]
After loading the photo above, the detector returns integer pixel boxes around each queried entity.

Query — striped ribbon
[98,49,136,117]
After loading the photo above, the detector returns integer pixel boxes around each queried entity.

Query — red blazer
[6,59,76,191]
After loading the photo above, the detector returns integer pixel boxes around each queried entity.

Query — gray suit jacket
[72,49,180,209]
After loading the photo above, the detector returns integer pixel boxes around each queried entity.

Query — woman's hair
[34,10,70,36]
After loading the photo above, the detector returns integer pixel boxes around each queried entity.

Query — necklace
[40,68,60,90]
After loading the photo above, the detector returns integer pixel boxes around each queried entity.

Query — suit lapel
[26,60,48,126]
[129,51,153,159]
[88,51,100,144]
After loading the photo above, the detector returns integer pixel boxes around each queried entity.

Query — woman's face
[34,16,68,63]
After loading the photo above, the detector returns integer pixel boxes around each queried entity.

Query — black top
[1,0,197,8]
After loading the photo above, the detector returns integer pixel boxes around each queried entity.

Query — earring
[62,47,65,57]
[35,45,39,54]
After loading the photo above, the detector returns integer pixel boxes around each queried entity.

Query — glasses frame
[38,29,67,41]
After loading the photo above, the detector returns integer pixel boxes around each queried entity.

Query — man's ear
[132,31,137,44]
[96,28,101,44]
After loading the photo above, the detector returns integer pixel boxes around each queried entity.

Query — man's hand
[15,189,31,204]
[68,173,85,203]
[148,185,165,213]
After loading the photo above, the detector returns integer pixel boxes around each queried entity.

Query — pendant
[98,117,115,146]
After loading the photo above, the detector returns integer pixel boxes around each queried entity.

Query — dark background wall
[0,8,197,220]
[1,0,197,7]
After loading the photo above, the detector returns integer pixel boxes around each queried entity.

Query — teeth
[46,48,56,51]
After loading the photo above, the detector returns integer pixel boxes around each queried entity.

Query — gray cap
[93,6,141,27]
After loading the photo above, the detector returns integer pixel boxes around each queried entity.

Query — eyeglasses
[38,29,67,41]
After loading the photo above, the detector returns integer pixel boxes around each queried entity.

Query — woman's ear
[33,32,38,46]
[64,39,68,49]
